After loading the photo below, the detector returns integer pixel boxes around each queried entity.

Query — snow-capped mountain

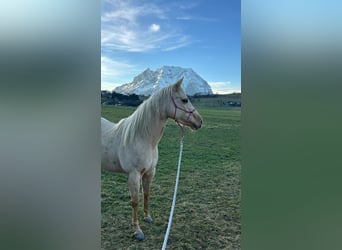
[114,66,213,96]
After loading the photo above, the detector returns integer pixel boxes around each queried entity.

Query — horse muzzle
[179,117,202,130]
[191,119,202,130]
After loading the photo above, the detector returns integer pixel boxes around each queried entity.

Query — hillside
[190,93,241,108]
[101,91,241,108]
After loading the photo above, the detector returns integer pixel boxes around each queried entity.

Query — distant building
[223,101,241,107]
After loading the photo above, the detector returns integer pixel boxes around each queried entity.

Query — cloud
[208,81,241,94]
[101,56,141,90]
[101,0,191,52]
[176,16,192,20]
[149,23,160,32]
[176,16,218,22]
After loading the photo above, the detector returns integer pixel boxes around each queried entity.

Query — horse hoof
[133,232,145,241]
[144,217,153,223]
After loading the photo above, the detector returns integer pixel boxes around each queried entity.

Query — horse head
[170,78,203,130]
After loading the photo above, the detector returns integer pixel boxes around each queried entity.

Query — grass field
[101,105,241,249]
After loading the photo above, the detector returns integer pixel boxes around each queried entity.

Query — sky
[101,0,241,94]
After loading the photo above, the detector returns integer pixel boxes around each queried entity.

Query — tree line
[101,91,143,106]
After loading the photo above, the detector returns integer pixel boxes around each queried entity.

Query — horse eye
[182,98,188,103]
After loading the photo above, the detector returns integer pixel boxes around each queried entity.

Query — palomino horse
[101,78,203,240]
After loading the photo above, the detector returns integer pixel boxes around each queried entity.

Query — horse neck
[134,94,169,148]
[147,115,167,148]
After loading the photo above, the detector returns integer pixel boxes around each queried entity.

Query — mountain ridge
[114,66,213,96]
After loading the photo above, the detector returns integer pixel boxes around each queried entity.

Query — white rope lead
[161,137,184,250]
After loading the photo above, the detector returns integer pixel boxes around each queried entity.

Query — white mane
[114,85,173,147]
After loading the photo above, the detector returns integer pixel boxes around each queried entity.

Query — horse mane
[115,84,173,147]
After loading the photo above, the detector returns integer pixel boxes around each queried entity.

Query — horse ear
[173,77,183,92]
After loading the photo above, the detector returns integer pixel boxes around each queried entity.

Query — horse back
[100,117,158,174]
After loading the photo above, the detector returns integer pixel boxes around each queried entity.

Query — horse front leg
[128,171,144,241]
[142,167,155,223]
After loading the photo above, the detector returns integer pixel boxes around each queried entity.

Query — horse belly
[101,154,125,173]
[101,141,125,173]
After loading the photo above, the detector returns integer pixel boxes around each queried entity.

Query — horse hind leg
[142,167,155,223]
[128,171,144,241]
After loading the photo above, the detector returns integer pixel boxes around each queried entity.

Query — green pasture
[101,105,241,249]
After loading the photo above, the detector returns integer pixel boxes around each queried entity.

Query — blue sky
[101,0,240,94]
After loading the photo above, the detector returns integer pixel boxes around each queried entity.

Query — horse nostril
[198,119,202,128]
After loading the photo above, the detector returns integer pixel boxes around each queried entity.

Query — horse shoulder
[118,141,158,173]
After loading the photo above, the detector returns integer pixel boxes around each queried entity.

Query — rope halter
[171,96,196,137]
